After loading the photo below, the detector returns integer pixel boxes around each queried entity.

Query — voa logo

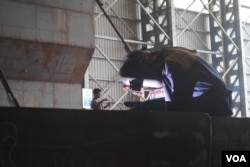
[226,155,247,163]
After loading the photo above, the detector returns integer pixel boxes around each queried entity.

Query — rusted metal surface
[2,107,250,167]
[0,0,95,47]
[0,0,95,84]
[0,80,82,108]
[0,108,211,167]
[211,117,250,167]
[10,0,94,14]
[0,37,94,83]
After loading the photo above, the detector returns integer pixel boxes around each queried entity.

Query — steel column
[140,0,173,50]
[209,0,247,116]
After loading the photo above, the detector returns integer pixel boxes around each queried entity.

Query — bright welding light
[119,77,164,88]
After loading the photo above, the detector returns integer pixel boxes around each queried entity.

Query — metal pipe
[176,25,210,33]
[96,0,132,53]
[92,55,124,62]
[176,0,210,40]
[106,1,139,40]
[95,0,118,20]
[95,35,153,45]
[222,57,239,80]
[89,78,117,82]
[197,49,223,55]
[175,0,196,19]
[89,74,123,109]
[95,45,120,72]
[110,91,128,110]
[177,13,210,50]
[89,74,103,89]
[241,5,250,9]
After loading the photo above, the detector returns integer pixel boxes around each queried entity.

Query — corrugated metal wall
[176,11,210,49]
[243,22,250,112]
[88,0,250,113]
[87,0,139,110]
[88,2,212,110]
[175,10,211,62]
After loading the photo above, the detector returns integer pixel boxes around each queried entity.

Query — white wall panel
[176,10,210,50]
[88,0,140,110]
[243,23,250,112]
[90,1,250,112]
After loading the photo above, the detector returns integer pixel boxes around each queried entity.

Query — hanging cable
[95,0,132,53]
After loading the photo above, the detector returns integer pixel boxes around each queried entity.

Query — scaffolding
[87,0,250,117]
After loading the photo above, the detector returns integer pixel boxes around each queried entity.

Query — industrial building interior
[0,0,250,167]
[89,0,250,117]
